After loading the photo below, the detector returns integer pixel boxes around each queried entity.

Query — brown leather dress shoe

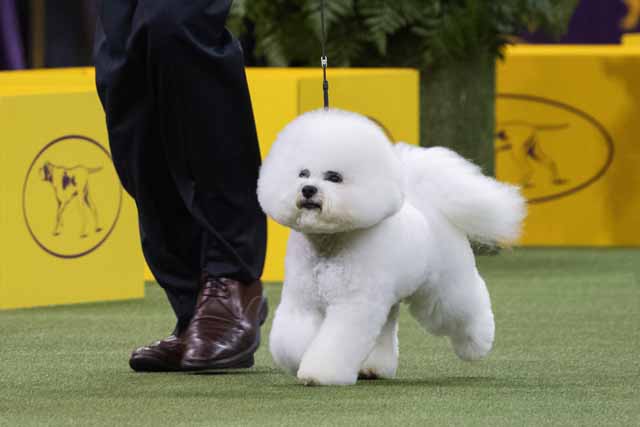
[129,334,185,372]
[181,276,268,370]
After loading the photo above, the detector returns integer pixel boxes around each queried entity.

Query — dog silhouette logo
[496,94,614,204]
[40,161,104,238]
[496,121,569,189]
[23,135,123,258]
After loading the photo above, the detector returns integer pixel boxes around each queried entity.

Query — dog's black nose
[301,185,318,199]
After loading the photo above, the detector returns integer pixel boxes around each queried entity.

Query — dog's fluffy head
[258,109,404,234]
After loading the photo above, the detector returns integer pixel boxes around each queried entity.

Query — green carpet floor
[1,248,639,426]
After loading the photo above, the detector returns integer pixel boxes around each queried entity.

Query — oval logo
[22,135,123,258]
[367,116,396,141]
[495,94,614,204]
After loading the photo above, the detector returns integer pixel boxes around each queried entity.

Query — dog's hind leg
[409,269,495,361]
[83,188,102,232]
[77,195,89,238]
[359,303,399,380]
[53,199,70,236]
[269,297,322,376]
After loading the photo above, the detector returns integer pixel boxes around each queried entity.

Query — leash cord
[321,0,329,109]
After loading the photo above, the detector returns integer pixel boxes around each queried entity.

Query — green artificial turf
[1,248,639,426]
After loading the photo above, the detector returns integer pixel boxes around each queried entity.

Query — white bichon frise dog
[257,109,526,386]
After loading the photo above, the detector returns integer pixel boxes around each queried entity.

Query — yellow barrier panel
[0,75,144,310]
[0,67,95,96]
[622,33,640,45]
[496,45,640,246]
[3,47,638,300]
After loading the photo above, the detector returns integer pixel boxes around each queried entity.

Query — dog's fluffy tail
[394,143,526,245]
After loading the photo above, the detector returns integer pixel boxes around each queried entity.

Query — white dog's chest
[291,256,362,307]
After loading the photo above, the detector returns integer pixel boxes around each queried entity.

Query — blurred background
[1,0,97,69]
[1,0,639,70]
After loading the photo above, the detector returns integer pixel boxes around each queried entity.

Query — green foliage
[231,0,579,68]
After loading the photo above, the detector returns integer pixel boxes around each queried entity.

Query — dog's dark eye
[299,169,310,178]
[324,171,343,183]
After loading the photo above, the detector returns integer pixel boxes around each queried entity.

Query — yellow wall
[4,44,638,302]
[0,75,144,309]
[496,45,640,246]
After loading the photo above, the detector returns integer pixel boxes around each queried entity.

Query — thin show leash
[321,0,330,109]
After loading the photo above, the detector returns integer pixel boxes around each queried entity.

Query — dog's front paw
[297,362,357,386]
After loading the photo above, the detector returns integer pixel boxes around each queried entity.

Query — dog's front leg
[270,299,322,375]
[297,302,390,386]
[53,200,64,236]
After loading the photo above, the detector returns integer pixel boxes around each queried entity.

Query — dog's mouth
[297,200,323,211]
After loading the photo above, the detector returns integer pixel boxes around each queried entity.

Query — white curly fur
[258,109,526,386]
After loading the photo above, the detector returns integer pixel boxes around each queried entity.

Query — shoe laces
[201,279,230,299]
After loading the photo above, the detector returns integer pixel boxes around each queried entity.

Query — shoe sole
[129,355,183,372]
[180,298,269,371]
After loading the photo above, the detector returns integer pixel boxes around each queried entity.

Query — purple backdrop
[526,0,640,44]
[0,0,26,69]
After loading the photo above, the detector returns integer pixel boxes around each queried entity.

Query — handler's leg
[139,0,267,370]
[95,1,203,336]
[140,0,266,283]
[96,0,267,371]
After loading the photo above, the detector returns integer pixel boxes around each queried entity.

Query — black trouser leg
[142,0,267,284]
[94,0,266,333]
